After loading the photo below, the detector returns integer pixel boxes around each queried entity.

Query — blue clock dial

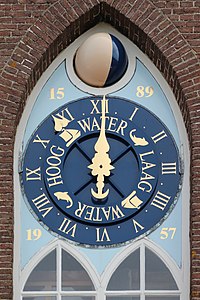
[21,96,181,246]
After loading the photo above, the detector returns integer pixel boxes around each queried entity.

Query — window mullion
[57,243,62,300]
[141,243,145,300]
[144,290,181,295]
[21,291,58,296]
[105,290,141,295]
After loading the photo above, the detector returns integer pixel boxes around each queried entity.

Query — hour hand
[88,96,114,200]
[88,150,114,199]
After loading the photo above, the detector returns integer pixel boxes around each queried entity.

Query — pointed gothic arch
[20,239,182,299]
[2,1,193,132]
[1,0,198,298]
[101,239,181,293]
[21,239,100,299]
[13,19,190,299]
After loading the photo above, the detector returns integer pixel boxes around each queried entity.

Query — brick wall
[0,0,199,299]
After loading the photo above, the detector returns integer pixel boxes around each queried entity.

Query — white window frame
[21,239,99,300]
[101,238,181,300]
[20,238,182,300]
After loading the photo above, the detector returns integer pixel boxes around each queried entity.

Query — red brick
[0,1,199,299]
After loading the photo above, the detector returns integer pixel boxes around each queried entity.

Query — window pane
[62,250,95,291]
[145,248,178,290]
[107,297,140,300]
[62,297,95,300]
[23,297,56,300]
[146,297,179,300]
[107,248,140,290]
[24,250,56,291]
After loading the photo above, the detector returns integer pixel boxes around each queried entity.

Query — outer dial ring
[21,96,181,246]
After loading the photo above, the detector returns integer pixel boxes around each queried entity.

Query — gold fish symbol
[130,129,149,146]
[54,191,73,208]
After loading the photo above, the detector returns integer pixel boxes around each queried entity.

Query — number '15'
[50,88,65,100]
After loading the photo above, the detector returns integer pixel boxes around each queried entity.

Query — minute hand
[88,96,114,200]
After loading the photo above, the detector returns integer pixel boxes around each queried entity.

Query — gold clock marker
[88,95,114,199]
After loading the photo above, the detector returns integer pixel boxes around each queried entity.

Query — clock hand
[88,95,114,199]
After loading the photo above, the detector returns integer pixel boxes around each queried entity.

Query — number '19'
[26,229,42,241]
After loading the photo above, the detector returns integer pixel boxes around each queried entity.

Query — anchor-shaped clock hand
[88,96,114,199]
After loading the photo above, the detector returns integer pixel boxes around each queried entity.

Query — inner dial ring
[43,131,158,226]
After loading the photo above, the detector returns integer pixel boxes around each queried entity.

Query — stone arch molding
[9,1,196,299]
[2,0,196,133]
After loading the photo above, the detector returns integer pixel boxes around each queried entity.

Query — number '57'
[160,227,176,239]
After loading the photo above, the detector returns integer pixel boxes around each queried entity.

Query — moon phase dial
[22,96,181,246]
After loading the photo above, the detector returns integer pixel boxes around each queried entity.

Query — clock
[21,95,181,246]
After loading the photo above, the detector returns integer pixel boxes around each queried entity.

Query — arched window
[104,241,180,300]
[24,250,57,292]
[21,240,181,300]
[21,242,97,300]
[107,249,140,291]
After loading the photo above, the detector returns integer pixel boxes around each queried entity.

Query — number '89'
[136,86,154,98]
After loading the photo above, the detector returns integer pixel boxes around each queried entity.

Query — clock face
[21,96,181,246]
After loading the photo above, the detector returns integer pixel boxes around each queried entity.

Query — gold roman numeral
[96,228,111,242]
[129,107,139,121]
[151,130,167,143]
[151,191,171,210]
[26,167,41,181]
[58,218,77,237]
[162,162,177,175]
[33,134,50,149]
[32,193,53,218]
[90,99,109,114]
[132,219,144,233]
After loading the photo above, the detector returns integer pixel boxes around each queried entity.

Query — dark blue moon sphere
[74,33,128,88]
